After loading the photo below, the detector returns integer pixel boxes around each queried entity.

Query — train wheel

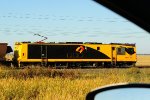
[93,63,99,68]
[19,62,24,68]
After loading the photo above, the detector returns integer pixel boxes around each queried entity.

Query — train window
[117,47,125,55]
[97,47,100,50]
[125,48,135,55]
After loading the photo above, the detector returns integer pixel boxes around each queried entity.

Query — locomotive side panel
[26,44,112,60]
[28,45,41,59]
[14,43,112,67]
[46,45,111,59]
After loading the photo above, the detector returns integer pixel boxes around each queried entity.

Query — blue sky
[0,0,149,54]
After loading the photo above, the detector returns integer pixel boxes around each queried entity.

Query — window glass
[125,48,135,55]
[117,47,125,55]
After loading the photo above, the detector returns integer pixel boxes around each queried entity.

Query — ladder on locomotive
[41,45,48,66]
[111,47,117,66]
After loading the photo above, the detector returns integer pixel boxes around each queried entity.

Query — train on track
[0,42,137,68]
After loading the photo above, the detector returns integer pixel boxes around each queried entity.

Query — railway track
[13,65,150,69]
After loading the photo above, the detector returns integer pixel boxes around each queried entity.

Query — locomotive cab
[111,44,136,67]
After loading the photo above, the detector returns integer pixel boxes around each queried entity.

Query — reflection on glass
[95,88,150,100]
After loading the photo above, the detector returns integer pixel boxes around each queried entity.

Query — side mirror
[86,83,150,100]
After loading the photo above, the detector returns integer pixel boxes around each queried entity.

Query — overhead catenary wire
[34,33,48,42]
[0,13,128,22]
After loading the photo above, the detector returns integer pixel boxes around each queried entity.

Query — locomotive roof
[15,42,135,46]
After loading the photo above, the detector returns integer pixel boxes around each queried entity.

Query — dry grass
[5,53,13,61]
[0,66,150,100]
[0,55,149,100]
[136,55,150,66]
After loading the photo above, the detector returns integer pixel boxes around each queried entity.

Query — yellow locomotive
[13,42,136,67]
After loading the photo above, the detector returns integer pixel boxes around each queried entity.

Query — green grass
[0,66,150,100]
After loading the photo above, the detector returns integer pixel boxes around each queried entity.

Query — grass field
[0,55,150,100]
[0,67,150,100]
